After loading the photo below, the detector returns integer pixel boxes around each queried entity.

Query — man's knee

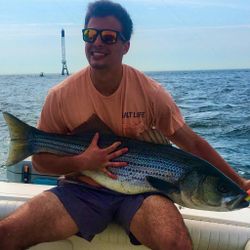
[158,226,192,250]
[0,221,20,250]
[147,196,192,249]
[0,192,77,249]
[131,195,193,249]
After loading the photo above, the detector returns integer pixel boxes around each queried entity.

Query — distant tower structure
[61,29,69,75]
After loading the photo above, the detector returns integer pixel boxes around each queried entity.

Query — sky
[0,0,250,74]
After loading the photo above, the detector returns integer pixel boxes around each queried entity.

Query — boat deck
[1,181,250,250]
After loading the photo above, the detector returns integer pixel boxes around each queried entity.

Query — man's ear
[123,41,130,55]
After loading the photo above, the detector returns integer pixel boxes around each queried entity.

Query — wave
[222,125,250,138]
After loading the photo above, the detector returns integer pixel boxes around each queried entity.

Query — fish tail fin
[3,112,34,166]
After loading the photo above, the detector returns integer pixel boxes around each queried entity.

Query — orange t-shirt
[38,64,184,140]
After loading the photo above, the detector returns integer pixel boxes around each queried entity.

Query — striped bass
[3,112,249,211]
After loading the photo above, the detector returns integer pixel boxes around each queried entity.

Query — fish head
[180,170,249,211]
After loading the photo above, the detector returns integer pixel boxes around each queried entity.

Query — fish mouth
[225,194,249,210]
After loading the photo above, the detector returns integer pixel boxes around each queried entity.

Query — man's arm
[32,133,128,179]
[168,123,250,191]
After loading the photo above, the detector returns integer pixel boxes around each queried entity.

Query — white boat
[1,160,250,250]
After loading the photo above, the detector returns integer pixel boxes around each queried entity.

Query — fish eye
[217,183,230,193]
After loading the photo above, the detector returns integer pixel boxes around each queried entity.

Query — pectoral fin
[146,176,179,194]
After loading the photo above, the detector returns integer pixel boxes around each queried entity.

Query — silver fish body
[3,112,249,211]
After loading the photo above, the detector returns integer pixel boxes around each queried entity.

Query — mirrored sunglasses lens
[83,29,97,43]
[101,31,117,44]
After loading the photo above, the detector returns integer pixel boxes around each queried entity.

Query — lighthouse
[61,29,69,75]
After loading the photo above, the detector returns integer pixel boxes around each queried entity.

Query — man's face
[85,16,130,70]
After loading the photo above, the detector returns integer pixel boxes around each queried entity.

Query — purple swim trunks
[48,179,155,245]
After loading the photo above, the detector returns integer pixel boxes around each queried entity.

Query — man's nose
[93,34,103,45]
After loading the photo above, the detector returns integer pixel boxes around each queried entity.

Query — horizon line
[1,67,249,76]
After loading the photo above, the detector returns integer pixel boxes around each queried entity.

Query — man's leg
[130,195,192,250]
[0,191,78,250]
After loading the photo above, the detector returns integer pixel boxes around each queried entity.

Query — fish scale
[35,128,191,183]
[3,112,249,211]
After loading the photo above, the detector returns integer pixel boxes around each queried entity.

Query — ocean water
[0,69,249,180]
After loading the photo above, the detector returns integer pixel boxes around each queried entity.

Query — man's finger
[107,161,128,168]
[107,147,128,160]
[102,168,117,180]
[105,141,121,154]
[90,132,99,146]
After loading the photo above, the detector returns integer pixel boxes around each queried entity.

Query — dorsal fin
[71,114,114,135]
[138,127,170,145]
[71,115,170,145]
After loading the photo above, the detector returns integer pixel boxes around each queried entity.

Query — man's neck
[90,65,123,96]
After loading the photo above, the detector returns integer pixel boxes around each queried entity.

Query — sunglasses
[82,28,126,45]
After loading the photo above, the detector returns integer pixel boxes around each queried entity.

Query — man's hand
[240,177,250,192]
[76,132,128,179]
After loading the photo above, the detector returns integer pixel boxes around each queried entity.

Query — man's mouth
[91,51,108,59]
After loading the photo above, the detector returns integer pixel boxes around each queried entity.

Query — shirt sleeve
[154,86,185,137]
[37,88,68,134]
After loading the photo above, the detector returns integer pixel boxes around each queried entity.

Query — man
[0,1,249,249]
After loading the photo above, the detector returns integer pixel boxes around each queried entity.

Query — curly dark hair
[85,0,133,41]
